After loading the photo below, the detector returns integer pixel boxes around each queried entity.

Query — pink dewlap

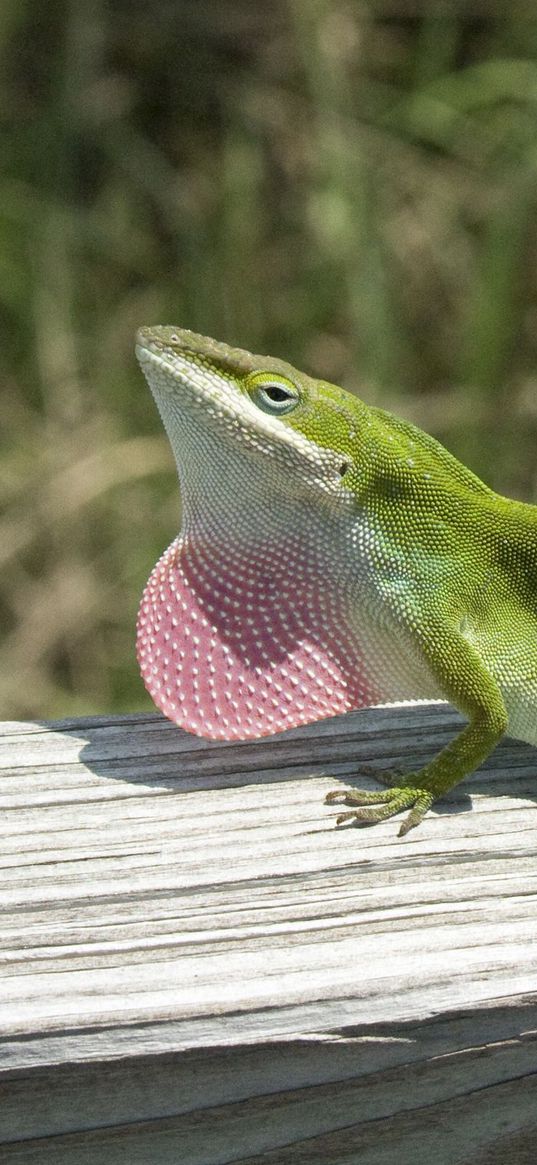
[137,538,378,740]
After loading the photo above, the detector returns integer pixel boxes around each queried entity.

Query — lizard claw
[325,784,434,835]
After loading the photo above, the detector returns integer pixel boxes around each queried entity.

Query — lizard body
[135,326,537,834]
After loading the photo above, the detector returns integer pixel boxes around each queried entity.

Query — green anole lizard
[135,326,537,836]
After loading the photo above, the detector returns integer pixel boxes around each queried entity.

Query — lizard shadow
[74,708,537,829]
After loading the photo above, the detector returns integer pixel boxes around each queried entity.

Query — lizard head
[135,326,368,519]
[135,326,380,739]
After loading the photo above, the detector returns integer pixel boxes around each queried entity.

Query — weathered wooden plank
[1,706,537,1162]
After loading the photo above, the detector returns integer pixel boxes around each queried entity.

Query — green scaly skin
[136,326,537,837]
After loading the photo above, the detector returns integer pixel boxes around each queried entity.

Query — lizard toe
[326,784,434,833]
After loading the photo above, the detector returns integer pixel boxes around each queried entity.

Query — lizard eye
[250,380,300,416]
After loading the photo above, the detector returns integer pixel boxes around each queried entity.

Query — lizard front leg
[326,627,509,836]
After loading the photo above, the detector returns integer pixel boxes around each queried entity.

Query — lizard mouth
[135,337,196,393]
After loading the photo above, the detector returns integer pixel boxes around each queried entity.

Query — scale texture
[135,326,537,831]
[136,328,443,740]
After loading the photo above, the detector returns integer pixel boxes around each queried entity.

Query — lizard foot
[325,783,434,837]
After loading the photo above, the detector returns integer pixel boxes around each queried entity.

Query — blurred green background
[2,1,537,721]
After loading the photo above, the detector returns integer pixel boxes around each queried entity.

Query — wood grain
[2,705,537,1163]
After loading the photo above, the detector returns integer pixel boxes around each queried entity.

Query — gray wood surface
[2,704,537,1163]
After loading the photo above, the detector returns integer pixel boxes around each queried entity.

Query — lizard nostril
[339,462,350,477]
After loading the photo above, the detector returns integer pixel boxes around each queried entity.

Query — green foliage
[1,1,537,718]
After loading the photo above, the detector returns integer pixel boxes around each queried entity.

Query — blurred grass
[1,0,537,719]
